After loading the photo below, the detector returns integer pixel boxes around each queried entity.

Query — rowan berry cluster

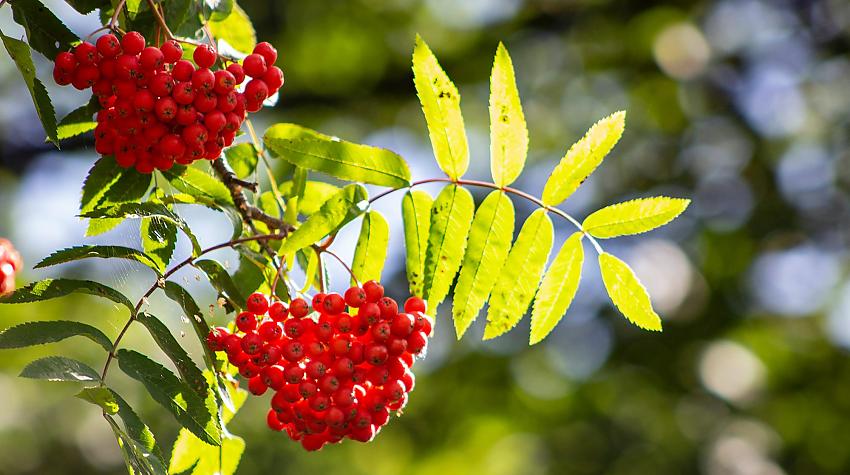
[0,238,22,297]
[207,281,432,451]
[53,32,284,173]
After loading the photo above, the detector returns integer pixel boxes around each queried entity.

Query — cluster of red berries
[207,281,432,451]
[0,238,22,297]
[52,32,284,173]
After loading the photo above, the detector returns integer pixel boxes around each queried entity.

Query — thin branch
[211,158,292,232]
[317,246,360,287]
[100,233,287,382]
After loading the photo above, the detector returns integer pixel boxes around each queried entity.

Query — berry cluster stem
[369,177,604,254]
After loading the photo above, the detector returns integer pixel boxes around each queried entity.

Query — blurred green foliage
[2,0,850,474]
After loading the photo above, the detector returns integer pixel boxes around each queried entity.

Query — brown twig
[211,158,292,232]
[316,246,360,287]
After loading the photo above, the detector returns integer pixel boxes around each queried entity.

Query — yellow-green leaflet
[402,190,433,297]
[422,184,475,312]
[489,43,528,187]
[280,184,367,254]
[530,232,584,344]
[484,209,554,340]
[453,191,516,338]
[412,35,469,180]
[351,211,389,285]
[541,111,626,206]
[208,4,256,54]
[278,180,340,216]
[582,197,690,238]
[598,252,662,331]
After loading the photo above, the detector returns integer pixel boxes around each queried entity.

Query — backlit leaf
[280,184,368,254]
[209,3,256,54]
[401,190,432,297]
[599,252,662,331]
[162,165,233,207]
[351,211,389,285]
[530,232,584,344]
[56,99,98,140]
[224,143,258,179]
[582,197,691,238]
[412,35,469,180]
[279,180,340,216]
[484,209,554,340]
[541,111,625,206]
[489,43,528,187]
[452,191,515,338]
[141,216,178,272]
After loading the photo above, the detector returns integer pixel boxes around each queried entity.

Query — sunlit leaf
[20,356,100,382]
[582,197,691,238]
[541,111,625,206]
[422,184,474,312]
[162,282,217,370]
[598,252,662,331]
[224,143,258,179]
[280,184,368,254]
[0,320,111,351]
[452,191,515,338]
[279,180,340,216]
[161,165,233,207]
[56,99,98,140]
[484,209,554,340]
[489,43,528,187]
[401,190,432,297]
[209,3,256,54]
[76,386,119,414]
[351,211,389,285]
[412,35,469,180]
[264,123,410,188]
[141,216,178,273]
[530,232,584,344]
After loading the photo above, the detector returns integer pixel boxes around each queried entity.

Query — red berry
[227,63,245,84]
[269,301,288,321]
[363,280,384,302]
[96,34,121,58]
[158,134,185,161]
[176,104,197,126]
[55,51,77,72]
[283,340,304,362]
[74,42,97,65]
[390,313,415,337]
[116,54,140,80]
[241,332,264,355]
[172,81,195,104]
[404,297,426,314]
[407,331,428,355]
[213,69,236,94]
[344,286,366,307]
[246,292,269,314]
[204,110,227,133]
[377,297,399,320]
[160,40,183,63]
[242,53,267,78]
[245,79,269,103]
[365,343,388,366]
[72,65,100,90]
[289,298,309,318]
[263,66,284,91]
[193,44,217,68]
[253,41,278,65]
[121,31,145,55]
[258,320,283,342]
[149,72,174,97]
[267,409,286,431]
[132,90,155,113]
[139,46,164,70]
[235,311,257,332]
[248,375,268,395]
[182,123,208,147]
[172,59,195,81]
[412,312,433,336]
[322,293,345,315]
[192,68,215,91]
[193,90,217,113]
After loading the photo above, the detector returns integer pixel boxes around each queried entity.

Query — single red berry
[283,318,303,338]
[193,90,218,113]
[212,69,236,94]
[390,313,415,337]
[158,134,185,161]
[203,111,226,133]
[263,66,284,91]
[246,292,269,314]
[139,46,164,70]
[191,67,215,91]
[245,79,269,103]
[387,337,408,356]
[172,81,195,104]
[55,51,77,72]
[242,53,267,78]
[359,302,381,325]
[283,364,304,384]
[172,59,195,81]
[226,63,245,84]
[241,332,264,355]
[193,44,217,68]
[289,298,310,318]
[283,339,304,362]
[363,280,384,302]
[344,286,366,308]
[259,343,282,366]
[412,312,433,336]
[160,40,183,63]
[407,330,428,355]
[269,301,288,321]
[371,321,392,343]
[267,408,286,431]
[205,327,229,351]
[322,293,345,315]
[148,72,174,97]
[74,42,97,65]
[365,343,389,365]
[176,104,197,126]
[96,34,121,58]
[116,54,140,80]
[299,380,318,399]
[404,297,426,314]
[253,41,278,65]
[182,123,208,147]
[378,296,399,320]
[235,311,257,332]
[334,313,353,333]
[261,365,285,390]
[132,90,155,113]
[72,65,100,90]
[248,375,268,395]
[258,320,283,342]
[53,68,72,86]
[121,31,145,55]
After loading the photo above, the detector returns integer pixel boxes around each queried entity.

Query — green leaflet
[421,184,475,312]
[401,190,433,297]
[162,282,217,370]
[0,33,58,145]
[161,165,233,207]
[19,356,100,382]
[351,211,390,285]
[489,43,528,187]
[64,0,110,14]
[0,278,134,313]
[530,232,584,344]
[224,143,259,179]
[541,111,626,206]
[57,100,98,141]
[582,197,691,238]
[117,349,221,446]
[452,191,515,338]
[10,0,77,59]
[0,320,112,351]
[280,184,368,254]
[82,202,201,256]
[279,180,340,216]
[598,252,662,331]
[141,216,178,273]
[136,313,208,396]
[35,245,161,276]
[106,416,168,475]
[484,209,554,340]
[80,161,152,236]
[412,35,469,180]
[264,123,411,188]
[193,259,246,311]
[76,387,119,414]
[209,3,256,54]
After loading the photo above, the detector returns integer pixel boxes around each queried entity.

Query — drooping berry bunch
[0,238,22,297]
[206,281,432,451]
[53,32,284,173]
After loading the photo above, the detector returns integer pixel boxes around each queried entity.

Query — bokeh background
[2,0,850,474]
